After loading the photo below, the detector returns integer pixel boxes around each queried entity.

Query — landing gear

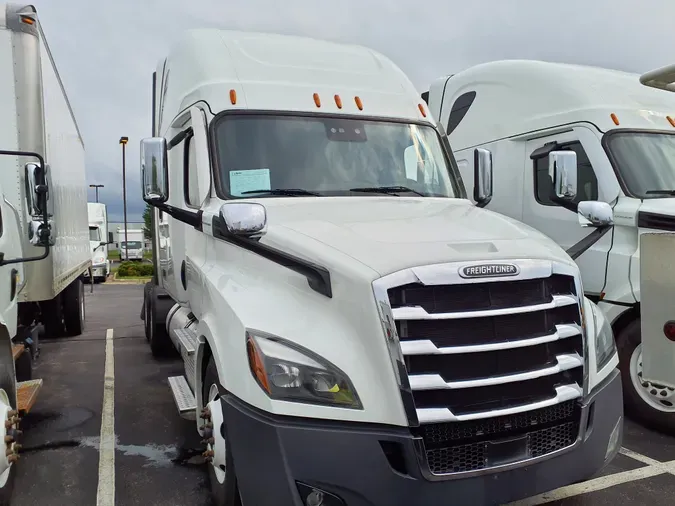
[201,357,241,506]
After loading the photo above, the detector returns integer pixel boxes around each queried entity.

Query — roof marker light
[610,113,620,126]
[418,103,427,117]
[334,95,342,109]
[229,89,237,105]
[20,15,34,25]
[313,93,321,108]
[354,96,363,110]
[668,115,675,128]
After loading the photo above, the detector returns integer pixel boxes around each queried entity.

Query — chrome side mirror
[219,202,267,238]
[25,162,46,216]
[549,151,577,200]
[29,219,54,246]
[473,148,493,208]
[140,137,169,203]
[578,201,614,228]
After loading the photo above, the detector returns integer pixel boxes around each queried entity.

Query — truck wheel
[62,279,85,336]
[202,357,242,506]
[42,295,65,338]
[142,283,153,342]
[147,287,175,357]
[618,318,675,433]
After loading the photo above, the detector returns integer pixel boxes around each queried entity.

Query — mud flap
[640,232,675,388]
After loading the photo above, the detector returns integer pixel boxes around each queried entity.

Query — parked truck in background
[85,202,110,283]
[0,3,91,503]
[139,30,623,506]
[117,227,144,261]
[423,60,675,435]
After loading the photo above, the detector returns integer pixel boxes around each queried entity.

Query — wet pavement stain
[78,435,206,468]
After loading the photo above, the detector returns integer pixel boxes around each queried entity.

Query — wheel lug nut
[202,450,214,458]
[4,436,13,443]
[7,455,18,463]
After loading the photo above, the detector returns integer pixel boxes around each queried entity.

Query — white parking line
[619,446,662,466]
[96,328,116,506]
[509,446,673,505]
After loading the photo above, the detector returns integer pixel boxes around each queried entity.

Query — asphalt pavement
[10,283,675,505]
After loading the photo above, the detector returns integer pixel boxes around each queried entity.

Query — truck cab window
[212,114,462,199]
[534,141,598,206]
[184,135,200,207]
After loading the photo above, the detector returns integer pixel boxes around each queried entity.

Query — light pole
[119,136,129,262]
[89,184,104,203]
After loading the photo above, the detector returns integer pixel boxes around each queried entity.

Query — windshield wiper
[349,185,425,197]
[645,190,675,196]
[240,188,320,196]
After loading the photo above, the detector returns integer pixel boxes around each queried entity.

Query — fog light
[296,482,346,506]
[605,415,623,461]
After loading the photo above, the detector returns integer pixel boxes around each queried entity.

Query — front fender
[196,252,409,427]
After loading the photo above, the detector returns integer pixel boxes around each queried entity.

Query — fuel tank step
[17,379,43,415]
[168,375,196,419]
[173,327,197,356]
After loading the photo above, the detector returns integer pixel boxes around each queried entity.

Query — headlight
[94,256,105,264]
[246,330,362,409]
[592,304,616,371]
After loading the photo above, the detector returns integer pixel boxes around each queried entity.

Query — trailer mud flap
[640,232,675,388]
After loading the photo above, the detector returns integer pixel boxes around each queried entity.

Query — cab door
[161,106,210,309]
[522,126,617,295]
[0,195,25,339]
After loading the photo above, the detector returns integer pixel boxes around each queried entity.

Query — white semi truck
[423,59,675,434]
[117,227,144,261]
[139,30,623,506]
[0,3,91,503]
[85,202,110,282]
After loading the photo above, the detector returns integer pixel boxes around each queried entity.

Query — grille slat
[383,266,585,475]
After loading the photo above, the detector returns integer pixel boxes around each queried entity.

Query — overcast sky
[35,0,675,222]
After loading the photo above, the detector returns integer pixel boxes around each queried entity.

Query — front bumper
[221,369,622,506]
[83,265,107,278]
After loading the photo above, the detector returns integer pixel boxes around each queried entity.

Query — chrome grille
[373,259,585,476]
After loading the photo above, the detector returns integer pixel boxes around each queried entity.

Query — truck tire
[147,286,175,357]
[42,294,65,338]
[0,337,18,505]
[202,357,242,506]
[62,279,86,337]
[142,283,153,342]
[618,318,675,433]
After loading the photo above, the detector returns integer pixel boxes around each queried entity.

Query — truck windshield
[120,241,142,249]
[606,131,675,198]
[89,227,100,241]
[212,114,462,198]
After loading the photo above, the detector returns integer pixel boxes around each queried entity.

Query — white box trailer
[0,3,90,502]
[117,227,144,261]
[0,2,90,340]
[85,202,110,282]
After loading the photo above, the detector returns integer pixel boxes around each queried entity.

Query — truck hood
[638,198,675,219]
[258,197,575,276]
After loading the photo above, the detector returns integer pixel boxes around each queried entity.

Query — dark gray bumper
[222,368,623,506]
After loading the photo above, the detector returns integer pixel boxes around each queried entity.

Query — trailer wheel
[62,279,85,337]
[147,287,175,357]
[202,357,242,506]
[42,294,65,338]
[618,318,675,433]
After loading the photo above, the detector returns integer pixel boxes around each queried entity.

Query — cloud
[34,0,675,221]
